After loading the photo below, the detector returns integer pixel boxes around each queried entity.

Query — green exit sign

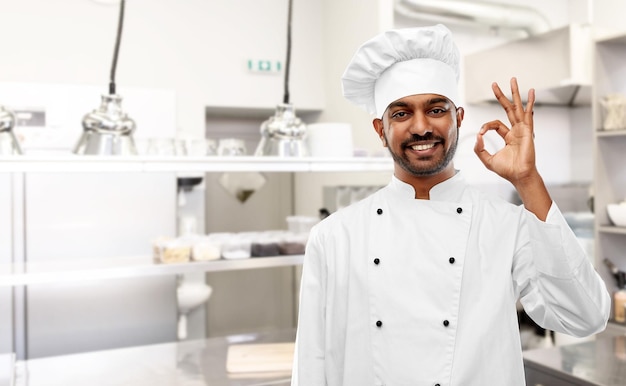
[247,59,282,74]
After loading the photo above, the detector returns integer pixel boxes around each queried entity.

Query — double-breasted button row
[375,319,449,328]
[378,207,461,215]
[378,207,460,215]
[372,257,454,265]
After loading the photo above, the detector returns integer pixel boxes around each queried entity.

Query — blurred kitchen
[1,0,626,385]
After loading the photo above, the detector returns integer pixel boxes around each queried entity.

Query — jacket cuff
[526,202,588,278]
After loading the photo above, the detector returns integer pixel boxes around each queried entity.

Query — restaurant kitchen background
[1,1,625,384]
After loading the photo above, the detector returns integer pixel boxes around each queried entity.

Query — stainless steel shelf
[596,129,626,138]
[0,255,304,287]
[0,155,394,173]
[598,225,626,235]
[595,30,626,45]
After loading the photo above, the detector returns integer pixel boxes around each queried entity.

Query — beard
[385,131,459,177]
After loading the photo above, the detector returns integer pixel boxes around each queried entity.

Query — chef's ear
[456,107,465,128]
[373,118,386,146]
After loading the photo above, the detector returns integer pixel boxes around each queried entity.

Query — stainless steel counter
[12,329,626,385]
[14,329,296,386]
[523,336,626,386]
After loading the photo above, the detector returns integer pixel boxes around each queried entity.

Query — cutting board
[226,342,295,373]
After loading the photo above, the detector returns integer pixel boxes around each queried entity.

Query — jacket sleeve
[513,202,611,338]
[292,226,327,385]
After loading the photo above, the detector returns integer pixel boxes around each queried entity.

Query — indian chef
[291,24,610,386]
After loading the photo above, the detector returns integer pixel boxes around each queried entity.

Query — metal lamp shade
[74,94,137,156]
[0,105,23,155]
[254,103,308,157]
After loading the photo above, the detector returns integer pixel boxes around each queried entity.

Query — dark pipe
[109,0,126,95]
[282,0,292,104]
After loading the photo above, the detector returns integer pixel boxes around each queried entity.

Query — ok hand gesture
[474,77,551,220]
[474,77,537,185]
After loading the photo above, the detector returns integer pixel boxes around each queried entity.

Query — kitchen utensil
[0,105,23,155]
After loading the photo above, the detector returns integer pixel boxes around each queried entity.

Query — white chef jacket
[292,172,610,386]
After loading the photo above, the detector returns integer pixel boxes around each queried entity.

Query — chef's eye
[391,111,408,119]
[428,107,448,115]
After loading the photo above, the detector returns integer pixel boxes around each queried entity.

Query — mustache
[401,133,444,147]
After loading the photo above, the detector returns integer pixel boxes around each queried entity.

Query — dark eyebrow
[387,97,451,110]
[427,97,451,106]
[388,100,410,109]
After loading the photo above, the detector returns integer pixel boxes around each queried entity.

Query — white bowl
[177,283,213,313]
[607,203,626,227]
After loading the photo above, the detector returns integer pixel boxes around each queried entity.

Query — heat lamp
[254,0,308,157]
[0,105,23,155]
[74,0,138,155]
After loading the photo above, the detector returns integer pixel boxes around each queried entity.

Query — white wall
[315,0,394,151]
[592,0,626,39]
[0,0,324,139]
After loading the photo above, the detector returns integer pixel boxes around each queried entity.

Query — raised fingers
[525,87,536,130]
[509,77,524,112]
[492,77,531,126]
[491,81,515,123]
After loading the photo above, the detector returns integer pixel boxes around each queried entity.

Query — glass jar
[218,138,246,156]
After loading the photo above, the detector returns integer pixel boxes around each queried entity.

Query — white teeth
[411,143,435,151]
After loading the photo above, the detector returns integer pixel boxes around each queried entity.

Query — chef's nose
[409,112,432,136]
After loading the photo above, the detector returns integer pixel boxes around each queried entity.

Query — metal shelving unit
[0,155,394,173]
[0,255,304,287]
[598,226,626,235]
[593,30,626,327]
[0,155,392,288]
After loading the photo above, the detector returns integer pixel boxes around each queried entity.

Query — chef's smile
[411,142,436,151]
[403,133,445,159]
[406,140,441,156]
